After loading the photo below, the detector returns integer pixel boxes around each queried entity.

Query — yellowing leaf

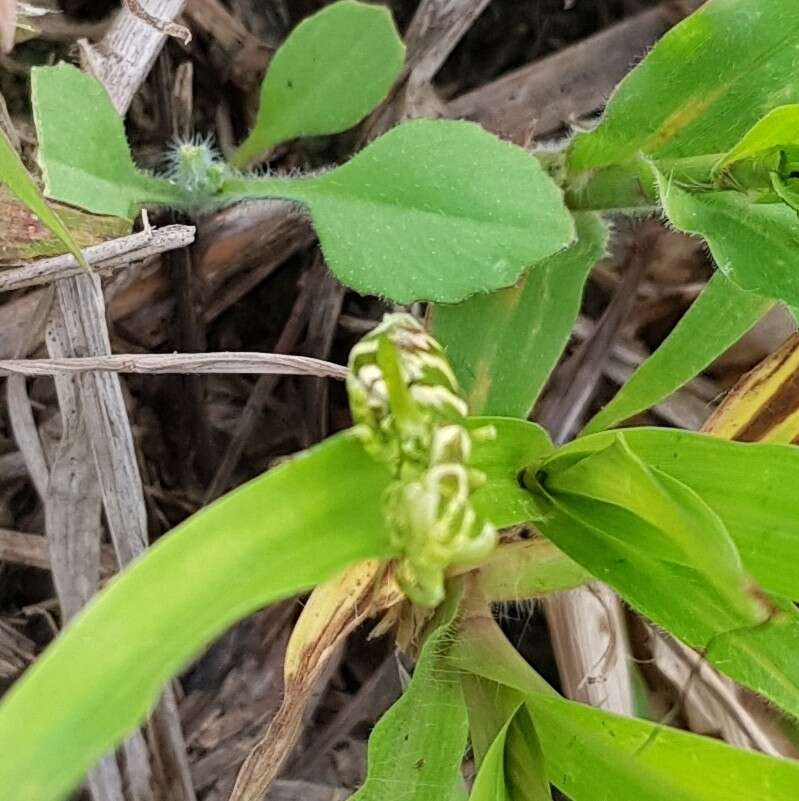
[230,560,401,801]
[704,331,799,443]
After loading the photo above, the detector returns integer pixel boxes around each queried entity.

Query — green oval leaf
[225,120,575,303]
[231,0,405,168]
[568,0,799,170]
[32,64,184,220]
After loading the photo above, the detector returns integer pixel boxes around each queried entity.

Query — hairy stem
[538,151,776,213]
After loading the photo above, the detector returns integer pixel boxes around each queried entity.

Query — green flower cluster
[347,314,496,606]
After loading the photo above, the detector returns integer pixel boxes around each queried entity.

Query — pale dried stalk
[122,0,191,44]
[0,224,196,292]
[545,585,635,713]
[649,629,796,757]
[364,0,489,132]
[45,298,130,801]
[229,563,402,801]
[0,0,15,54]
[79,0,188,114]
[538,239,653,719]
[6,285,54,499]
[51,231,195,801]
[0,351,346,379]
[46,4,196,797]
[403,0,490,84]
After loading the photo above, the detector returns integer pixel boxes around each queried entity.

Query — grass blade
[0,433,394,801]
[454,607,799,801]
[350,583,469,801]
[530,432,799,717]
[584,272,770,434]
[568,0,799,170]
[432,213,607,417]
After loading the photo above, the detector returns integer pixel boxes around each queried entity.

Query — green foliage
[472,420,799,605]
[464,680,551,801]
[231,0,404,168]
[350,585,469,801]
[32,63,572,303]
[568,0,799,169]
[13,0,799,798]
[531,684,799,801]
[657,176,799,306]
[714,104,799,175]
[432,213,607,416]
[528,430,799,717]
[569,427,799,600]
[224,120,574,303]
[540,434,766,625]
[583,272,771,433]
[0,433,395,801]
[31,64,183,220]
[468,705,521,801]
[0,413,555,801]
[476,538,592,603]
[465,418,551,528]
[0,126,87,266]
[454,611,799,801]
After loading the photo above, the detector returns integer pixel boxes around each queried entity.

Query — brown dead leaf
[228,561,402,801]
[0,187,130,262]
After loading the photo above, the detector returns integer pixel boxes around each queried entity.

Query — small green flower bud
[165,137,229,211]
[346,313,497,606]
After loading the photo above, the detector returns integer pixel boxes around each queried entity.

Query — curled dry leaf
[228,560,403,801]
